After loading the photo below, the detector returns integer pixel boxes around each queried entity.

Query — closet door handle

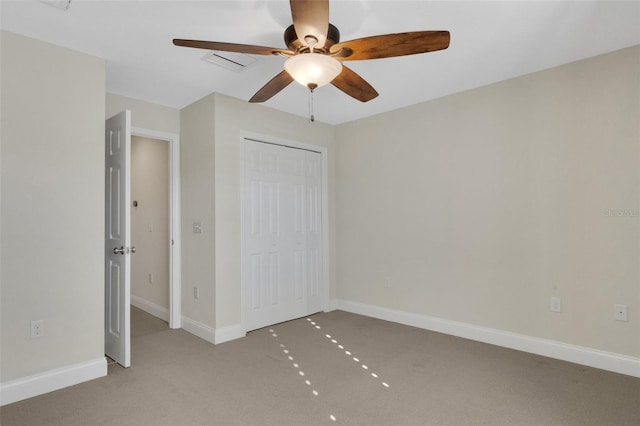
[113,246,125,255]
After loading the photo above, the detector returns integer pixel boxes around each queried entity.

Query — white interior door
[105,110,131,367]
[243,140,323,331]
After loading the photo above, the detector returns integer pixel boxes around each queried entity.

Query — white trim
[324,299,339,312]
[319,139,331,315]
[181,316,216,344]
[214,324,246,344]
[131,127,181,329]
[0,358,107,406]
[131,294,169,322]
[334,299,640,378]
[239,131,330,333]
[180,317,245,345]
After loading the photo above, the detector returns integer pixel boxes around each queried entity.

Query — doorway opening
[131,127,181,330]
[130,135,171,326]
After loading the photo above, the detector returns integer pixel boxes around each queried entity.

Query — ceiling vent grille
[201,51,258,72]
[38,0,71,10]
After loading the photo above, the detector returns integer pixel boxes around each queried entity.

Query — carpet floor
[1,307,639,425]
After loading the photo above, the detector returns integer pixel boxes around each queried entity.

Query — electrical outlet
[383,277,391,288]
[614,304,628,322]
[31,320,44,339]
[194,286,200,299]
[550,297,562,313]
[148,273,153,284]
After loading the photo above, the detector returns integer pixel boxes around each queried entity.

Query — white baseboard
[181,316,216,344]
[0,357,107,406]
[324,299,339,312]
[180,316,245,345]
[214,324,245,344]
[131,294,169,322]
[333,299,640,378]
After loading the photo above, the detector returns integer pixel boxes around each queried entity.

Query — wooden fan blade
[290,0,329,48]
[173,39,292,56]
[249,70,295,103]
[331,66,378,102]
[330,31,450,61]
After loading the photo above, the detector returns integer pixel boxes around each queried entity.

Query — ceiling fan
[173,0,450,104]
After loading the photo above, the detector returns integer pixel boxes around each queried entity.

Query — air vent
[201,51,258,72]
[38,0,71,10]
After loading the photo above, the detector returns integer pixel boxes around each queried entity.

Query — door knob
[130,246,136,254]
[113,246,125,255]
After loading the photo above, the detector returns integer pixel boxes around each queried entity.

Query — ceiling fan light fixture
[284,53,342,89]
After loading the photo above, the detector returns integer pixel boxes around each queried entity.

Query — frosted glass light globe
[284,53,342,89]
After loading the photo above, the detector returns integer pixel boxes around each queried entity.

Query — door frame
[131,127,182,329]
[239,131,330,333]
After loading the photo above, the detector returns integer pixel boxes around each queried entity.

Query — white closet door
[243,140,323,331]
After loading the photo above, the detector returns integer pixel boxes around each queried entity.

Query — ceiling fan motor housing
[284,23,340,53]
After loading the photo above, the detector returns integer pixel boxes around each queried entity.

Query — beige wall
[106,93,180,135]
[131,136,170,310]
[335,46,640,357]
[180,94,217,328]
[0,31,106,381]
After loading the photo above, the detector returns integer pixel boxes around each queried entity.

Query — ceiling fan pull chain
[308,87,315,123]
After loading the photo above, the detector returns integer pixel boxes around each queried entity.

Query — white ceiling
[1,1,638,125]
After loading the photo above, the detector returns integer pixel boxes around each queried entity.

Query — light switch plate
[193,221,203,234]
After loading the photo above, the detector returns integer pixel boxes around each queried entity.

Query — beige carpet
[2,307,639,425]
